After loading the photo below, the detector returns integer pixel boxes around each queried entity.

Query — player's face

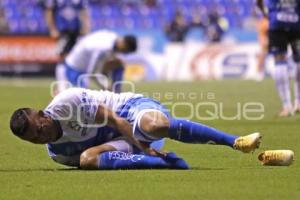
[115,39,129,53]
[21,110,60,144]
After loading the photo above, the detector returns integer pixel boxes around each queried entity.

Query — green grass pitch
[0,79,300,200]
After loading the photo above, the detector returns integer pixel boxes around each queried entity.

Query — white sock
[274,62,292,109]
[294,62,300,105]
[55,63,71,93]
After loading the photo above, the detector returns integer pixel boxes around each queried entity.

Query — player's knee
[79,151,98,170]
[140,112,170,138]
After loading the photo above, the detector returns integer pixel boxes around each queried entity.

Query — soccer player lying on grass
[10,88,261,170]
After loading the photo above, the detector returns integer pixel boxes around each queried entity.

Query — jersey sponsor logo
[276,12,299,23]
[67,120,88,136]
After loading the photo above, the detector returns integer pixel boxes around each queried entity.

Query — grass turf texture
[0,79,300,200]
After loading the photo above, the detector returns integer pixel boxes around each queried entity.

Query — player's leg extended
[269,30,293,116]
[111,67,124,93]
[80,139,188,170]
[54,33,75,93]
[273,54,293,116]
[138,111,261,153]
[55,63,70,93]
[292,40,300,112]
[294,61,300,112]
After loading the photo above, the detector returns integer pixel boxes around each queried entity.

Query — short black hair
[123,35,137,53]
[10,108,31,137]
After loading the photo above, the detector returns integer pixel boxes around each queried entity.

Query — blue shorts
[64,63,86,87]
[117,97,171,142]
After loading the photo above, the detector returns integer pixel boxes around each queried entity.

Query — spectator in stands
[44,0,90,59]
[144,0,157,8]
[165,9,189,42]
[190,10,204,29]
[203,11,227,43]
[0,8,9,33]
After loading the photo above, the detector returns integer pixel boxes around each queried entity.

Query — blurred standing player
[44,0,90,92]
[55,30,137,93]
[44,0,90,58]
[10,88,262,170]
[256,15,269,81]
[257,0,300,116]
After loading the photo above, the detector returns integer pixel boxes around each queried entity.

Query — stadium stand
[0,0,255,34]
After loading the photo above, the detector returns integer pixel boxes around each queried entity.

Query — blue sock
[168,118,237,147]
[111,67,124,93]
[98,151,189,170]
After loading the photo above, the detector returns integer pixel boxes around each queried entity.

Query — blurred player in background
[44,0,90,58]
[257,0,300,116]
[10,88,261,170]
[55,30,137,93]
[256,14,269,81]
[44,0,90,93]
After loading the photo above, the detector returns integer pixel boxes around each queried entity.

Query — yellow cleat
[258,150,295,166]
[233,132,262,153]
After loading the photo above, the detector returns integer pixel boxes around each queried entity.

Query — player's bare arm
[101,56,124,75]
[256,0,267,17]
[80,8,90,35]
[95,104,161,156]
[45,8,59,38]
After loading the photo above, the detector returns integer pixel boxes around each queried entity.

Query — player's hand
[139,142,167,157]
[151,148,168,157]
[50,29,59,39]
[80,28,89,36]
[144,147,167,157]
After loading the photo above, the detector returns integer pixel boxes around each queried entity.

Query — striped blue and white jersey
[44,88,142,166]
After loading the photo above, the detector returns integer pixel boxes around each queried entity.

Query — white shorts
[104,137,134,153]
[104,136,165,154]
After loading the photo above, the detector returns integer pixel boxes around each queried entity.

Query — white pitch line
[0,78,54,88]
